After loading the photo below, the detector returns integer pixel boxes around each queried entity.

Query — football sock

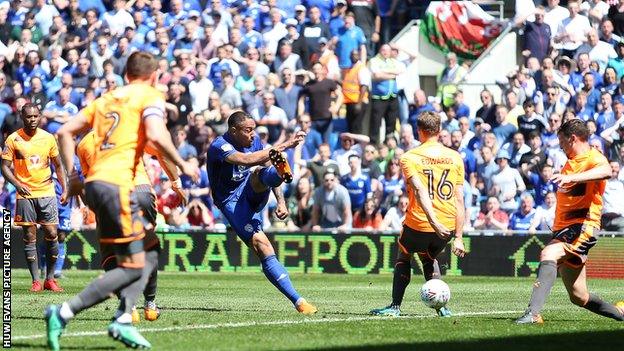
[259,167,283,188]
[66,267,142,316]
[54,241,66,275]
[261,255,300,305]
[419,256,441,281]
[37,242,46,272]
[528,260,557,315]
[583,294,624,321]
[391,260,411,307]
[143,254,159,303]
[118,250,159,316]
[24,242,39,281]
[45,238,59,280]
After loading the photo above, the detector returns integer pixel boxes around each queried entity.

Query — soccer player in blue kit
[207,111,317,314]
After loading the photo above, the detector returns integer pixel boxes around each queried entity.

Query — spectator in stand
[508,194,538,232]
[573,90,595,121]
[438,52,467,107]
[381,194,408,230]
[166,81,193,129]
[490,149,526,213]
[554,0,591,58]
[274,41,303,74]
[311,169,352,231]
[595,91,617,132]
[329,0,347,37]
[184,199,214,229]
[473,196,510,231]
[502,131,532,168]
[451,130,477,188]
[219,71,243,109]
[302,6,331,60]
[575,28,617,73]
[188,60,214,114]
[26,76,47,111]
[72,58,91,91]
[608,42,624,79]
[601,161,624,231]
[302,143,340,187]
[340,154,371,214]
[288,176,315,230]
[525,163,557,207]
[377,157,404,212]
[361,143,382,182]
[453,90,470,119]
[262,8,288,56]
[519,131,548,177]
[334,11,367,71]
[608,0,624,36]
[348,0,380,57]
[369,44,402,144]
[342,50,370,134]
[529,190,556,232]
[518,6,551,63]
[399,124,419,151]
[252,91,288,144]
[283,18,310,68]
[296,114,322,160]
[173,126,198,161]
[493,105,518,148]
[42,87,78,134]
[242,75,268,113]
[274,67,302,121]
[457,117,474,149]
[600,116,624,161]
[602,67,619,95]
[313,37,341,81]
[476,89,497,127]
[298,61,342,142]
[353,196,384,230]
[519,99,549,139]
[333,132,370,176]
[477,145,498,193]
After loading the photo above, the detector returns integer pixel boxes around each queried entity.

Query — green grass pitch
[8,270,623,350]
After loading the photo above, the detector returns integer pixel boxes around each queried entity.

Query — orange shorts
[552,223,597,268]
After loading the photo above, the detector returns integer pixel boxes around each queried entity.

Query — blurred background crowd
[2,0,624,234]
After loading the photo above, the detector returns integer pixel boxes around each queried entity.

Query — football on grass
[420,279,451,309]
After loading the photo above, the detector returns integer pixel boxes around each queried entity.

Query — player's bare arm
[51,154,68,204]
[144,114,198,180]
[272,185,289,220]
[56,113,91,174]
[225,130,306,167]
[145,142,189,206]
[452,186,466,258]
[408,174,451,239]
[551,162,611,188]
[0,159,31,197]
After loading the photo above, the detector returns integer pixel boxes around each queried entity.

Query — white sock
[59,302,75,321]
[116,312,132,324]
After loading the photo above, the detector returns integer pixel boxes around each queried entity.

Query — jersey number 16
[423,169,454,201]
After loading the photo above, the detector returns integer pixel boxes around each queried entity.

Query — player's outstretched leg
[516,244,560,324]
[268,149,293,183]
[371,253,411,317]
[252,233,317,315]
[44,256,147,350]
[560,264,624,321]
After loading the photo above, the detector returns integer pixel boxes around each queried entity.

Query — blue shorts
[55,179,72,232]
[219,176,270,244]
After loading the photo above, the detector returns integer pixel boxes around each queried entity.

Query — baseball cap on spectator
[318,37,328,45]
[474,117,484,125]
[285,18,298,28]
[323,168,337,178]
[495,149,511,161]
[188,10,200,19]
[336,0,347,6]
[256,126,269,136]
[295,5,306,12]
[0,2,9,11]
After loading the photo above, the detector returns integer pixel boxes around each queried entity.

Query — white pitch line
[13,310,522,341]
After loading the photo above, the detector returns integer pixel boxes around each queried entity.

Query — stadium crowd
[2,0,624,234]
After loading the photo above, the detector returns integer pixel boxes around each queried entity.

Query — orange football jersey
[1,128,58,199]
[81,83,165,186]
[553,147,607,231]
[400,140,465,232]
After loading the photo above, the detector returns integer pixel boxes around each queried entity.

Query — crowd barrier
[7,229,624,278]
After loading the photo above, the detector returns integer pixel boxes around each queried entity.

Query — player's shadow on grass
[329,329,624,351]
[16,315,111,322]
[161,306,231,312]
[10,342,113,350]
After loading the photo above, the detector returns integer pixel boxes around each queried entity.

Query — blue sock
[37,242,46,272]
[259,167,282,188]
[261,255,301,305]
[54,242,66,274]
